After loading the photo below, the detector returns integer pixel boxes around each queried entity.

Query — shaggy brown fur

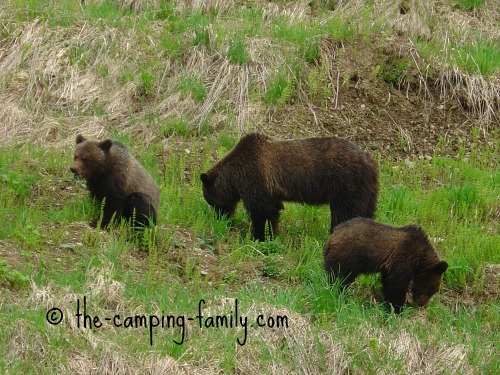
[70,134,159,229]
[324,218,448,313]
[201,133,379,241]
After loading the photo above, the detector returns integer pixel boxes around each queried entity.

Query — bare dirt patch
[263,35,493,159]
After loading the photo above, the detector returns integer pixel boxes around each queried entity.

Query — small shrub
[262,256,283,278]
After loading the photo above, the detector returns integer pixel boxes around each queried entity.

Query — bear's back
[113,143,159,206]
[324,218,413,266]
[259,137,376,204]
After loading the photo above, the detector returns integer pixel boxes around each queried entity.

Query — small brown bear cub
[71,134,160,229]
[201,133,378,241]
[324,218,448,313]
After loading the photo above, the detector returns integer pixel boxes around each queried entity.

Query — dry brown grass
[1,0,497,148]
[184,297,349,374]
[63,349,208,375]
[437,66,500,126]
[0,19,121,145]
[84,0,161,12]
[0,269,481,374]
[341,0,499,128]
[376,0,435,40]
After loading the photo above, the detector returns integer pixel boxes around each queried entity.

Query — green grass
[452,39,500,76]
[417,36,500,76]
[178,75,206,102]
[264,70,296,106]
[227,36,248,65]
[453,0,487,11]
[0,133,499,373]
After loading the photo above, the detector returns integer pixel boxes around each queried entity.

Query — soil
[264,35,490,160]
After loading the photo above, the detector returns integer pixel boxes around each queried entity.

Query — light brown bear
[201,133,379,241]
[324,218,448,313]
[70,134,159,229]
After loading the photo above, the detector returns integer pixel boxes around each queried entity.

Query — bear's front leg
[329,201,352,233]
[249,203,282,241]
[382,273,411,314]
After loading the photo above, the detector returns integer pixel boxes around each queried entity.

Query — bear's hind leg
[329,201,352,233]
[267,201,283,239]
[249,212,267,242]
[123,193,157,228]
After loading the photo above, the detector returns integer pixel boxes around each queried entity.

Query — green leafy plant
[0,260,29,287]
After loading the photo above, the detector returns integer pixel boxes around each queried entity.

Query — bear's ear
[433,261,448,275]
[76,134,86,144]
[200,173,213,186]
[98,139,113,152]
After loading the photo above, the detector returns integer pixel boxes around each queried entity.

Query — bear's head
[70,134,113,181]
[411,260,448,307]
[200,172,238,218]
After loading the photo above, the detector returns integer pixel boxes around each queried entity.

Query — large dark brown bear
[200,133,379,241]
[323,218,448,313]
[70,134,160,229]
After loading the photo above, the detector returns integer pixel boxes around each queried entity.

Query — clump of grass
[452,0,487,11]
[306,65,331,104]
[139,68,155,97]
[444,182,481,218]
[160,32,184,58]
[178,75,206,102]
[373,58,411,87]
[227,36,248,65]
[0,260,29,287]
[0,168,39,201]
[381,184,410,222]
[449,39,500,76]
[192,26,210,47]
[262,255,283,278]
[86,1,129,20]
[264,71,296,106]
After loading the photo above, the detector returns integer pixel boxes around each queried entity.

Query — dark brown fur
[201,133,379,241]
[323,218,448,313]
[70,134,160,229]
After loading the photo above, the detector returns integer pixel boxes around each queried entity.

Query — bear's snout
[413,294,431,307]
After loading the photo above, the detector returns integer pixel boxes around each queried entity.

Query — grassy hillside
[0,1,499,374]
